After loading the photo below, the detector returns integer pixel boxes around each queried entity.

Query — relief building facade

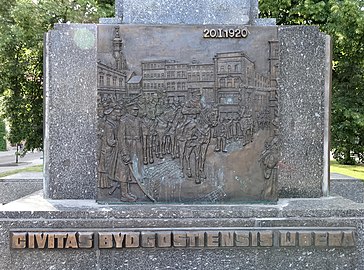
[96,25,279,203]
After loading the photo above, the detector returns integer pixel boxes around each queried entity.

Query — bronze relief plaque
[97,25,279,203]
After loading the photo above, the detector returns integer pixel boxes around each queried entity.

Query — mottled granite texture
[278,26,331,198]
[0,196,363,270]
[254,18,276,26]
[116,0,259,25]
[99,17,122,24]
[43,24,98,199]
[0,179,42,204]
[331,178,364,203]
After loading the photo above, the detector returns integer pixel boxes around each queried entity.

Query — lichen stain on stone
[73,28,95,50]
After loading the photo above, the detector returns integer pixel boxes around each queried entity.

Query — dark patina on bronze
[96,25,279,203]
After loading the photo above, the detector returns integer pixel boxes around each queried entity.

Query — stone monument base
[0,193,363,270]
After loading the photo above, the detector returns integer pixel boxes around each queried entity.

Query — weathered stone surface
[43,24,98,199]
[254,18,276,26]
[99,17,122,24]
[278,26,331,198]
[331,177,364,203]
[0,179,42,205]
[117,0,259,25]
[0,197,363,269]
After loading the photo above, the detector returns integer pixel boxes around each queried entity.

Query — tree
[0,119,7,151]
[259,0,364,164]
[0,0,114,153]
[327,0,364,164]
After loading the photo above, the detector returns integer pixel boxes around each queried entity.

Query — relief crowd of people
[97,90,273,201]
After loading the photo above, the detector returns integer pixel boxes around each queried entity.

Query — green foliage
[0,0,114,152]
[260,0,364,164]
[0,119,7,151]
[328,0,364,164]
[259,0,331,25]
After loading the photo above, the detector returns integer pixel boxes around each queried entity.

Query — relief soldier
[98,105,121,189]
[159,103,179,158]
[240,111,254,146]
[214,116,232,153]
[182,89,202,115]
[171,105,184,159]
[141,116,157,165]
[97,105,109,189]
[119,103,144,180]
[260,136,279,198]
[110,103,144,202]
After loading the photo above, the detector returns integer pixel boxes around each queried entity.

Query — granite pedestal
[0,195,363,270]
[0,0,352,269]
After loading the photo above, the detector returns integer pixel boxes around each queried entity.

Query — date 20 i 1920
[203,28,249,39]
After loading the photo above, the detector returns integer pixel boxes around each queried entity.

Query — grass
[330,160,364,180]
[0,164,43,178]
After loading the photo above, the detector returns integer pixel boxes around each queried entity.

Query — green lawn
[330,160,364,180]
[0,164,43,178]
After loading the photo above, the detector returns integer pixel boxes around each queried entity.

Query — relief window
[99,74,104,86]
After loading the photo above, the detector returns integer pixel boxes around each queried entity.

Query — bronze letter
[77,232,94,248]
[11,232,27,249]
[206,232,219,247]
[125,233,140,248]
[113,233,125,248]
[328,231,343,247]
[186,232,204,247]
[28,233,35,248]
[173,232,187,247]
[235,231,249,247]
[48,234,55,249]
[78,232,93,248]
[280,231,296,247]
[259,231,273,247]
[35,233,48,249]
[157,232,172,248]
[220,231,234,247]
[314,232,327,247]
[141,232,156,248]
[99,233,113,248]
[251,231,258,246]
[65,233,78,249]
[298,232,312,247]
[54,233,67,248]
[342,231,355,247]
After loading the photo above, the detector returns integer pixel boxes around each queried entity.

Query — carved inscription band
[11,228,356,249]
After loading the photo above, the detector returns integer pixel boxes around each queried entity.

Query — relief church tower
[112,27,127,71]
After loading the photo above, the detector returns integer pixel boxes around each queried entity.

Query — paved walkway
[330,173,357,180]
[0,149,43,176]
